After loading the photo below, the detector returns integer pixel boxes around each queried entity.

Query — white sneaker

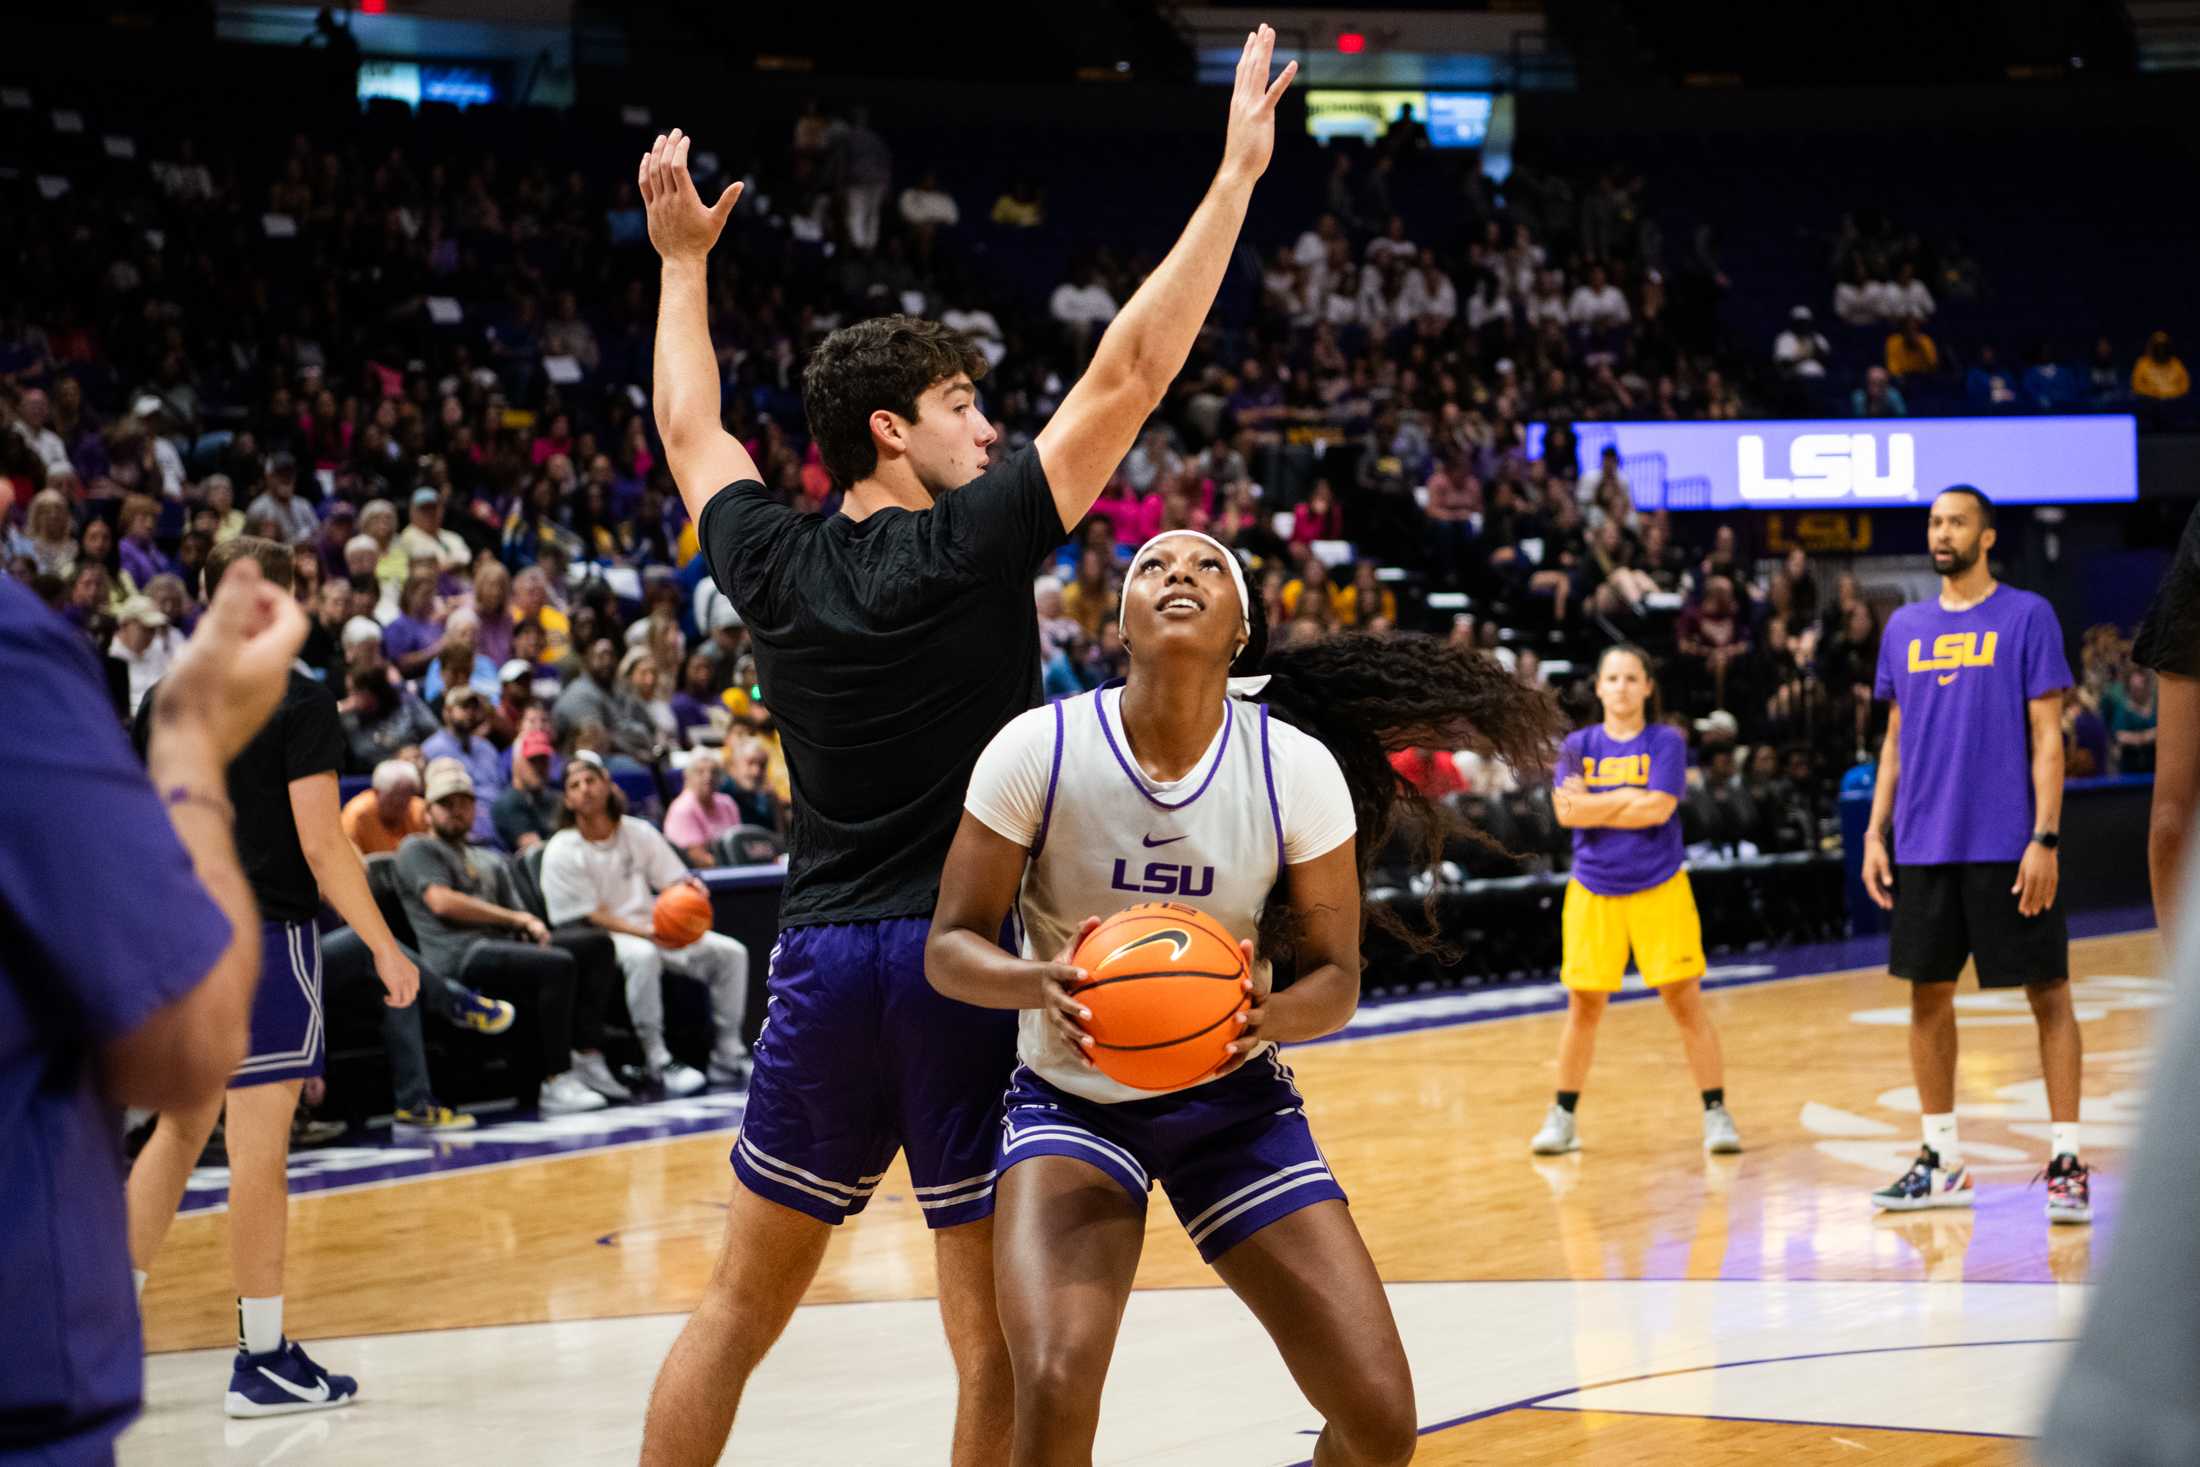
[540,1072,608,1114]
[1703,1104,1743,1154]
[707,1053,752,1090]
[570,1051,633,1101]
[656,1063,706,1097]
[1530,1104,1580,1154]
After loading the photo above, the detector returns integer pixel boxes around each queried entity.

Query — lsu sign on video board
[1528,417,2137,509]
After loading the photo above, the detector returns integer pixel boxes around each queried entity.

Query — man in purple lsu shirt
[1860,485,2089,1224]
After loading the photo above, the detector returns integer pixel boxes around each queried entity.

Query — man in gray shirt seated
[394,759,630,1113]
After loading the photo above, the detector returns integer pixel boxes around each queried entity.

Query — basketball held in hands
[652,883,715,948]
[1069,902,1252,1091]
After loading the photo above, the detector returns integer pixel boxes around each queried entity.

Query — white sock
[238,1295,284,1356]
[1923,1113,1962,1169]
[132,1269,147,1303]
[2051,1122,2081,1161]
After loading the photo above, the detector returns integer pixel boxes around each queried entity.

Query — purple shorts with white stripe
[229,920,325,1090]
[731,918,1018,1228]
[997,1053,1347,1264]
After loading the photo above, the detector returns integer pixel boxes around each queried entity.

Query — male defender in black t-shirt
[125,537,420,1419]
[636,29,1297,1466]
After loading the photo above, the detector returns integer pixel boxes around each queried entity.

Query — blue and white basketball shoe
[1870,1146,1974,1211]
[223,1340,359,1417]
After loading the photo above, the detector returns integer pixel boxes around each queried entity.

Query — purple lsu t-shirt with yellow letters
[1874,585,2071,865]
[1559,722,1687,896]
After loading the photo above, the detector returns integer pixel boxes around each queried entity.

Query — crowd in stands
[2,81,2177,1116]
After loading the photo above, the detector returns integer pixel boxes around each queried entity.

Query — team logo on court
[1098,928,1192,970]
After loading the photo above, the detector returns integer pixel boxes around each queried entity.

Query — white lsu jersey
[963,682,1355,1104]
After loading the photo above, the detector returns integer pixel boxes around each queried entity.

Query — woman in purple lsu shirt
[1532,644,1742,1156]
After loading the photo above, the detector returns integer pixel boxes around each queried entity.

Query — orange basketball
[651,882,714,948]
[1068,901,1251,1092]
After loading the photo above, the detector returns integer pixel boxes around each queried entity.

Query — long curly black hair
[1232,582,1568,959]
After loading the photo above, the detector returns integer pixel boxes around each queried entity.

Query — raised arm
[1033,26,1296,532]
[640,131,761,526]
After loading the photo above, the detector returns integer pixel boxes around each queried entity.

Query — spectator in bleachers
[511,566,571,663]
[1774,307,1831,380]
[422,607,499,705]
[1851,365,1909,418]
[300,578,352,686]
[1337,560,1397,629]
[2133,331,2190,403]
[1049,262,1118,366]
[1677,574,1751,713]
[554,637,665,769]
[540,753,750,1095]
[340,758,427,856]
[2022,342,2082,411]
[395,760,624,1115]
[420,686,504,844]
[2086,337,2129,407]
[1566,263,1631,333]
[338,620,438,773]
[725,737,786,834]
[1967,344,2021,411]
[1833,260,1887,327]
[623,646,680,748]
[2064,686,2111,778]
[2105,665,2159,775]
[116,495,174,588]
[1292,480,1344,545]
[989,177,1045,229]
[10,488,77,578]
[464,560,516,668]
[245,453,319,546]
[492,729,562,853]
[1888,260,1935,322]
[399,488,469,577]
[383,573,446,682]
[1282,548,1342,624]
[11,387,70,476]
[665,749,744,867]
[1884,317,1940,380]
[108,594,176,716]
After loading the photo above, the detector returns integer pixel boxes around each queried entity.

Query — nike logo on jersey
[256,1367,331,1405]
[1937,672,1958,685]
[1141,833,1188,847]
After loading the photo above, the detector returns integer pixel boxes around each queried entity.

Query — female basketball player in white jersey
[928,530,1563,1466]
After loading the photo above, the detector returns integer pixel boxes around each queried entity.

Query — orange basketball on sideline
[652,883,714,948]
[1069,902,1251,1091]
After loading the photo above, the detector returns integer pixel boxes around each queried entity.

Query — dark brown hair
[205,534,295,596]
[801,314,987,490]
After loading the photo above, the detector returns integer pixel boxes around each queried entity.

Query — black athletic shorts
[1888,860,2069,988]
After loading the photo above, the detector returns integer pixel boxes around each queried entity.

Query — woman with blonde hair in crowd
[465,559,514,666]
[11,488,78,577]
[620,645,680,747]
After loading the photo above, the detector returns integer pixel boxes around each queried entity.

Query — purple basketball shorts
[997,1050,1347,1264]
[731,917,1018,1228]
[229,920,325,1090]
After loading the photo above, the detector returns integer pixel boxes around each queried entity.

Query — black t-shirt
[699,446,1067,925]
[134,671,346,923]
[2134,500,2200,680]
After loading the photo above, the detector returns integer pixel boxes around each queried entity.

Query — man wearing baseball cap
[493,728,563,852]
[108,595,175,717]
[420,685,505,844]
[399,486,468,576]
[246,453,319,547]
[396,759,629,1114]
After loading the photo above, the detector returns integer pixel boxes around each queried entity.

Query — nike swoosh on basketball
[1142,833,1188,847]
[257,1368,330,1405]
[1937,672,1958,685]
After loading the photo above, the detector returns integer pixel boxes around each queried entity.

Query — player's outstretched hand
[1219,24,1297,185]
[1040,915,1103,1068]
[639,129,742,264]
[156,558,309,764]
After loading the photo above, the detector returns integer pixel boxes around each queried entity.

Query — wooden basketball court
[122,928,2163,1464]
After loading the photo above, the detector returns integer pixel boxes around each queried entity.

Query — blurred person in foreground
[125,537,422,1420]
[2133,497,2200,931]
[1,547,295,1465]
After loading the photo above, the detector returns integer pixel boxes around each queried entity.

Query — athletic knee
[1011,1338,1111,1421]
[1568,992,1609,1023]
[2025,979,2072,1018]
[1327,1370,1417,1466]
[1909,983,1956,1020]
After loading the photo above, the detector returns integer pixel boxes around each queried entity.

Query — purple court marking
[1518,1403,2025,1440]
[172,909,2152,1215]
[1283,1337,2070,1465]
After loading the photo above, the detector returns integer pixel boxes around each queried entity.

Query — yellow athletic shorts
[1560,870,1707,992]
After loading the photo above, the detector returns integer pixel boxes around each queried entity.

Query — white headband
[1118,530,1251,641]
